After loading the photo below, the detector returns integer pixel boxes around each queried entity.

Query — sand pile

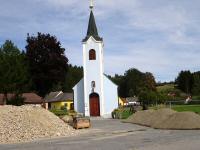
[124,108,200,130]
[0,105,77,144]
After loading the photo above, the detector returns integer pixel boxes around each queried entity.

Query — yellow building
[51,101,73,110]
[119,97,128,106]
[45,91,74,110]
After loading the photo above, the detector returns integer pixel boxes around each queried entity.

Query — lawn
[172,105,200,114]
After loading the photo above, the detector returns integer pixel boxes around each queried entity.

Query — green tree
[176,70,193,94]
[124,68,145,96]
[139,90,157,105]
[144,72,156,91]
[192,72,200,95]
[51,64,83,92]
[109,68,156,98]
[62,64,83,92]
[26,33,68,97]
[108,74,126,97]
[0,40,29,104]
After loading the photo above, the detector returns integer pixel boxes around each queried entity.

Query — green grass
[50,109,68,116]
[112,107,134,119]
[157,84,175,92]
[120,107,134,119]
[172,105,200,114]
[121,110,133,119]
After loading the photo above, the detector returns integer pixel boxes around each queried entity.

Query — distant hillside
[157,84,175,93]
[157,83,188,100]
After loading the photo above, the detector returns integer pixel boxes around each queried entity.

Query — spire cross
[90,0,94,10]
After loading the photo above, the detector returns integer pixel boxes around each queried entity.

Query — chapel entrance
[89,93,100,116]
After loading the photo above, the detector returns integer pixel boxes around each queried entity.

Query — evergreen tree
[62,64,83,92]
[0,40,29,104]
[192,72,200,95]
[51,64,83,92]
[176,70,193,94]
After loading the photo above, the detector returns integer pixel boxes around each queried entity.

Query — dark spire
[82,10,103,42]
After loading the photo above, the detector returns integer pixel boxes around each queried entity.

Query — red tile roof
[22,93,44,104]
[0,94,14,105]
[0,93,44,105]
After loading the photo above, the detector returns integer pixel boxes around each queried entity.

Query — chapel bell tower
[82,0,105,117]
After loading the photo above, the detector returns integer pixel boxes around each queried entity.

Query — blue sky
[0,0,200,82]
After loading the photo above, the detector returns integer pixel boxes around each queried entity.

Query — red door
[90,93,100,116]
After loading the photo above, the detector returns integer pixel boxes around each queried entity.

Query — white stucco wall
[83,37,104,116]
[103,75,118,118]
[73,78,85,114]
[74,37,118,118]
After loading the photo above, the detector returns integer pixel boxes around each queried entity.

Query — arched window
[89,49,96,60]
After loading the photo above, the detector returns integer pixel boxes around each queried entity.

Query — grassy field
[150,104,200,114]
[157,84,175,92]
[172,105,200,114]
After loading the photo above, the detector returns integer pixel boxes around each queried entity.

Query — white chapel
[73,1,118,118]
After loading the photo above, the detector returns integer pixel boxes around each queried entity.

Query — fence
[166,100,200,108]
[163,100,200,114]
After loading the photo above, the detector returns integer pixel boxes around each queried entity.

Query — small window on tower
[91,81,95,88]
[89,49,96,60]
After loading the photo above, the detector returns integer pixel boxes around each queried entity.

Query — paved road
[1,119,200,150]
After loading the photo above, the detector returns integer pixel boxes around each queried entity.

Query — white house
[73,1,118,118]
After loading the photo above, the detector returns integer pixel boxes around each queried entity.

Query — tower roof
[82,10,103,42]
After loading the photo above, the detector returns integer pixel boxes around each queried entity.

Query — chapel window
[89,49,96,60]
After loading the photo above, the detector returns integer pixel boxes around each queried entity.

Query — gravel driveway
[1,118,200,150]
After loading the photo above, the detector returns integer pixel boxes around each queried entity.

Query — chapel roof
[82,10,103,42]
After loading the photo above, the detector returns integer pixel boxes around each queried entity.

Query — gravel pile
[0,105,77,144]
[124,108,200,130]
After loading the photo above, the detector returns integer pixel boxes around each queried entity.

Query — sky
[0,0,200,82]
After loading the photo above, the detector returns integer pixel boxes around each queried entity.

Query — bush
[68,110,77,117]
[50,109,68,116]
[60,106,67,110]
[112,107,134,119]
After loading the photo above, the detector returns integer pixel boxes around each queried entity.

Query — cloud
[0,0,200,82]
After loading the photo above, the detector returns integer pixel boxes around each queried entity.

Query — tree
[62,65,83,92]
[144,72,156,91]
[26,33,68,97]
[51,64,83,92]
[0,40,29,104]
[108,74,126,97]
[176,70,193,94]
[124,68,145,96]
[109,68,157,98]
[192,72,200,95]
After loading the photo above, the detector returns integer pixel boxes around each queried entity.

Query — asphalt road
[1,118,200,150]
